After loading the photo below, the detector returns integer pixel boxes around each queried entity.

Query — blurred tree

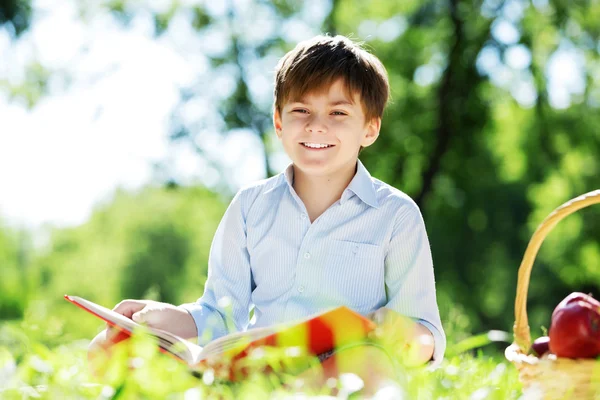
[3,0,600,342]
[31,185,226,312]
[334,0,600,337]
[120,219,190,304]
[0,0,31,36]
[0,1,336,183]
[96,0,334,183]
[0,220,31,319]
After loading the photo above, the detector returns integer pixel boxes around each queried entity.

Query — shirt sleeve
[179,190,253,345]
[383,201,446,367]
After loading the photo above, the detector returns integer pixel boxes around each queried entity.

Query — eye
[292,109,309,114]
[331,111,347,116]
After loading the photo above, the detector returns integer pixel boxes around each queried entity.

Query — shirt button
[300,214,307,219]
[298,286,305,293]
[304,252,311,259]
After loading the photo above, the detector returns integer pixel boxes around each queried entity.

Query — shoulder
[371,178,422,222]
[232,173,286,214]
[237,173,285,199]
[371,177,419,211]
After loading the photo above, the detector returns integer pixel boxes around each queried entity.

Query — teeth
[303,143,332,149]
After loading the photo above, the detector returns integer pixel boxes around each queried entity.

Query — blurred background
[1,0,599,353]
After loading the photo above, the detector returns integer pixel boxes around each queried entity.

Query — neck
[292,162,358,220]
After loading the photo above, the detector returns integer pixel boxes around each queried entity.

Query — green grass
[0,320,523,400]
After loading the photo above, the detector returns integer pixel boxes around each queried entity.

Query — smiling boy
[90,35,445,392]
[274,78,379,223]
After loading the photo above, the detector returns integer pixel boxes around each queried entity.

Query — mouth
[300,142,335,150]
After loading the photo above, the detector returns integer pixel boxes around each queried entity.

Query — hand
[367,307,434,366]
[112,299,198,340]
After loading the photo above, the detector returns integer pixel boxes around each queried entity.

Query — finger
[131,309,146,324]
[132,306,168,329]
[113,300,148,319]
[132,306,159,325]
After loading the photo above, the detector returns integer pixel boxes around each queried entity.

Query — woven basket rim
[506,343,600,367]
[509,189,600,353]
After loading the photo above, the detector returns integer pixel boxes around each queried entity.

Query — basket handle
[513,189,600,353]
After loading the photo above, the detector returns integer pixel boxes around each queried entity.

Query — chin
[295,166,332,177]
[293,157,334,172]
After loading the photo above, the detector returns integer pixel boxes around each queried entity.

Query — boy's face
[274,79,380,179]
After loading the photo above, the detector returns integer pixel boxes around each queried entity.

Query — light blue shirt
[182,160,446,364]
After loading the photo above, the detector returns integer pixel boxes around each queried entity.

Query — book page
[199,325,279,359]
[67,296,376,368]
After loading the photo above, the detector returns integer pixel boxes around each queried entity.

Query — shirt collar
[341,159,379,208]
[284,163,294,188]
[271,160,379,209]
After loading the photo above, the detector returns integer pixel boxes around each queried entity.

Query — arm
[179,190,254,344]
[368,307,436,367]
[376,202,446,366]
[107,191,252,345]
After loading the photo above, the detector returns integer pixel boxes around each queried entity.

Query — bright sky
[0,0,291,229]
[0,0,585,230]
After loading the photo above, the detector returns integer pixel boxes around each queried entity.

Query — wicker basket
[505,189,600,399]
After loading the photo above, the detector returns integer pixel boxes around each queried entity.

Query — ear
[273,108,283,139]
[360,117,381,148]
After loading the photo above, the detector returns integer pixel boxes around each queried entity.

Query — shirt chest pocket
[323,240,385,310]
[329,240,382,259]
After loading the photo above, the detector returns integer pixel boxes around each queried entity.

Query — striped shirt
[182,160,446,365]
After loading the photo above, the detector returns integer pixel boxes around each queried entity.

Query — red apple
[549,292,600,359]
[552,292,600,317]
[531,336,550,357]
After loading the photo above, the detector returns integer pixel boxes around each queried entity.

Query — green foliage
[0,324,522,399]
[120,222,189,304]
[20,185,226,341]
[2,2,600,394]
[0,0,31,36]
[0,220,31,319]
[331,0,600,340]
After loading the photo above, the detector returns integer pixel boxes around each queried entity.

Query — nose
[305,115,327,134]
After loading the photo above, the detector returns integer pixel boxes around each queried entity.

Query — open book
[65,295,376,371]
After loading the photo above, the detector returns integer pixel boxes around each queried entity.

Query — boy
[90,35,445,392]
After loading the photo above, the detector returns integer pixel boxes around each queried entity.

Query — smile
[301,142,334,149]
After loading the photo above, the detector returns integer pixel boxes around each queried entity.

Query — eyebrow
[291,99,355,106]
[330,100,354,106]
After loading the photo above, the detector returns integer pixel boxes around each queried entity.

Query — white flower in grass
[339,372,364,395]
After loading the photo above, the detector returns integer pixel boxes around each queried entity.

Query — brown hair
[274,35,390,122]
